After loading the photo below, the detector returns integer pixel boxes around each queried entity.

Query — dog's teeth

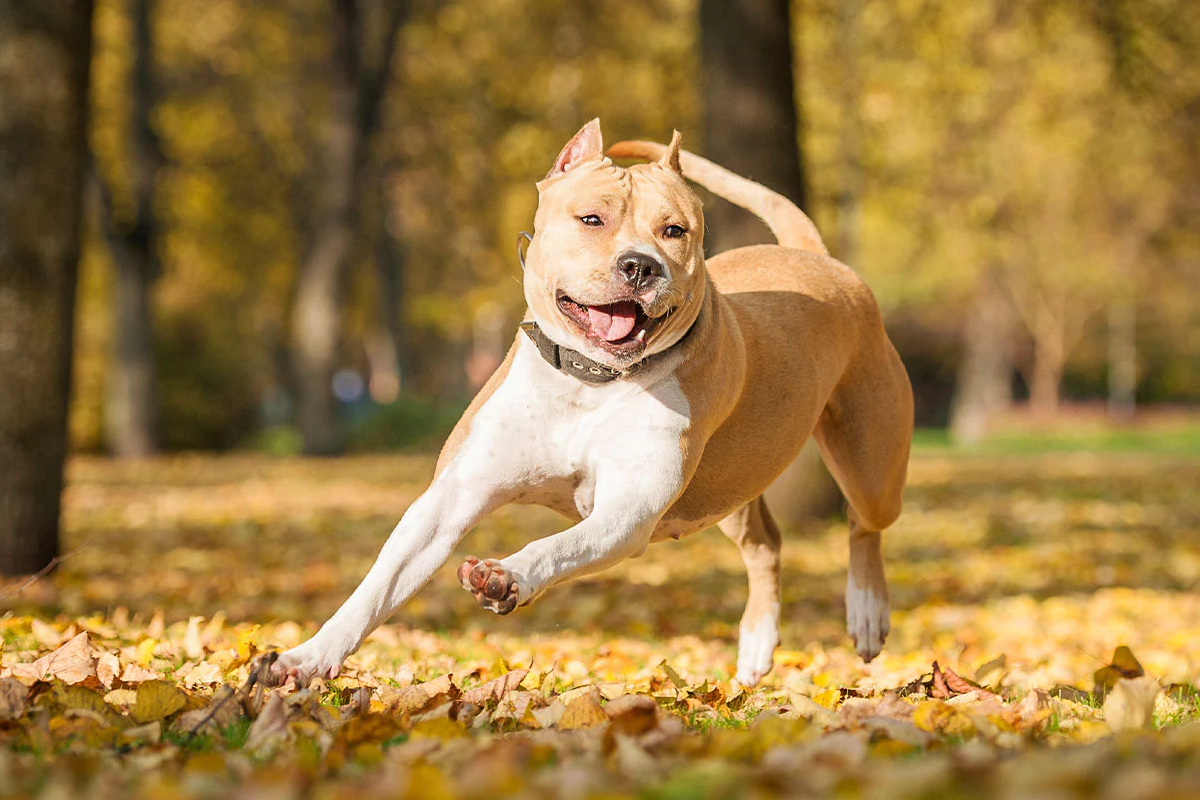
[636,329,647,342]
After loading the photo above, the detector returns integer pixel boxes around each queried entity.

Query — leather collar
[519,316,697,385]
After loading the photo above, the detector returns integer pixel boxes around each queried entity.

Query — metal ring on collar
[517,231,532,269]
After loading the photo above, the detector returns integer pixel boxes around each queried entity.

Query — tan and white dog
[273,120,913,687]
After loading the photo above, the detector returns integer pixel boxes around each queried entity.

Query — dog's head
[523,119,706,370]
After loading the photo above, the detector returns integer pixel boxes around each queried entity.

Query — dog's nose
[618,252,664,287]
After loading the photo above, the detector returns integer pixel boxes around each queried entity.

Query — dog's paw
[458,556,521,615]
[271,640,343,687]
[735,614,779,686]
[845,579,890,662]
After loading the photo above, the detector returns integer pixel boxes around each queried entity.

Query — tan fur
[273,123,913,687]
[441,126,911,661]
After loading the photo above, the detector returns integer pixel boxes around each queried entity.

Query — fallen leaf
[1103,675,1161,732]
[96,652,120,689]
[173,686,241,735]
[0,678,29,721]
[461,668,529,705]
[379,674,458,716]
[931,661,1000,701]
[974,654,1007,685]
[558,692,609,729]
[37,681,127,729]
[10,631,94,685]
[1094,645,1145,693]
[244,691,290,754]
[130,680,188,724]
[911,700,975,737]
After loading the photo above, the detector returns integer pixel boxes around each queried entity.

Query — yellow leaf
[557,693,609,729]
[774,650,808,668]
[235,626,260,662]
[130,680,188,724]
[911,700,975,737]
[659,660,687,691]
[37,681,127,729]
[811,688,842,710]
[409,716,468,740]
[134,638,157,666]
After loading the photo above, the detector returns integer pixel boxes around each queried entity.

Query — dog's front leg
[459,462,683,612]
[273,465,512,685]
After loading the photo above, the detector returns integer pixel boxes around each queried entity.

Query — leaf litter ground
[2,449,1200,798]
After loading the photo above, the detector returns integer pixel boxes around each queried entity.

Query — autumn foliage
[2,446,1200,797]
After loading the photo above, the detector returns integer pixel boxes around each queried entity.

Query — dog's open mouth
[556,293,657,355]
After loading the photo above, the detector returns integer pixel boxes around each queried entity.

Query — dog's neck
[519,313,700,385]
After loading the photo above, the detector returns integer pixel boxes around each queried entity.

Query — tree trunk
[700,0,841,520]
[98,0,162,457]
[833,0,863,268]
[0,0,94,576]
[949,267,1014,443]
[1029,304,1066,417]
[1107,238,1137,421]
[289,0,407,455]
[699,0,809,252]
[367,176,406,404]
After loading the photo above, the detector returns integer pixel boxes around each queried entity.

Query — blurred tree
[91,0,163,457]
[290,0,409,455]
[700,0,842,520]
[0,0,94,574]
[698,0,808,251]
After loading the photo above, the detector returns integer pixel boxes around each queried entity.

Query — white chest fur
[456,340,692,521]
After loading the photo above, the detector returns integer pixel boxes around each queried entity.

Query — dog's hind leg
[814,337,913,662]
[718,496,782,686]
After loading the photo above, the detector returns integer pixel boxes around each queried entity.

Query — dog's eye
[579,214,603,227]
[663,224,687,239]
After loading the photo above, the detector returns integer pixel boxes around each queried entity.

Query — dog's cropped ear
[659,130,682,173]
[545,118,604,180]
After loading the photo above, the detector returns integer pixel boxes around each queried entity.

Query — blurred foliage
[73,0,1200,450]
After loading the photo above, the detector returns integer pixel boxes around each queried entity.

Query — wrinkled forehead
[537,159,701,220]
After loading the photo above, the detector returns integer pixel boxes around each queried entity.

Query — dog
[273,120,913,687]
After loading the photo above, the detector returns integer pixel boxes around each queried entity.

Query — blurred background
[2,0,1199,583]
[72,0,1200,456]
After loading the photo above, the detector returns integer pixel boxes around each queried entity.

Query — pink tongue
[587,302,638,342]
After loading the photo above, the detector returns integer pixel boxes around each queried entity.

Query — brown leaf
[11,631,95,685]
[0,678,29,721]
[461,668,528,705]
[174,687,242,735]
[1094,645,1145,693]
[379,674,458,716]
[603,694,660,755]
[930,661,1000,701]
[244,691,290,754]
[605,694,659,733]
[490,691,544,726]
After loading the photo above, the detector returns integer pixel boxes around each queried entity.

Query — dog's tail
[607,140,828,256]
